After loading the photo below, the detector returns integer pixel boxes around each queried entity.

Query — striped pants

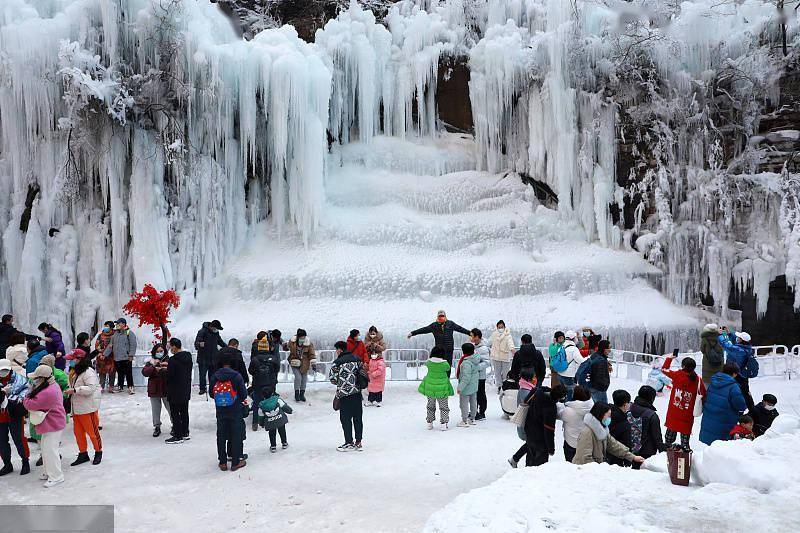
[426,397,449,424]
[73,412,102,453]
[664,429,690,449]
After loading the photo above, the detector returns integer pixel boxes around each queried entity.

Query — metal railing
[127,344,800,387]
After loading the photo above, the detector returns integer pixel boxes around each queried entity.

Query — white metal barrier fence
[127,345,800,387]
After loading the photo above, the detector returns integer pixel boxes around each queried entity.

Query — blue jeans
[250,388,262,425]
[590,389,608,404]
[559,376,575,401]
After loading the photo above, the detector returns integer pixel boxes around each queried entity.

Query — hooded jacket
[473,341,492,380]
[718,333,755,377]
[25,348,48,375]
[367,356,386,393]
[209,366,248,415]
[258,394,293,430]
[700,325,724,384]
[212,346,249,385]
[364,331,387,356]
[629,397,665,458]
[417,358,453,398]
[557,398,594,448]
[560,339,587,378]
[286,337,315,374]
[409,320,470,359]
[508,344,546,386]
[166,350,194,403]
[749,402,779,437]
[456,353,480,395]
[572,412,636,465]
[105,328,138,362]
[699,372,747,445]
[347,338,369,367]
[489,328,516,362]
[524,386,559,454]
[588,351,610,392]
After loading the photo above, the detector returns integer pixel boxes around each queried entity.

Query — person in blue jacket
[24,340,48,375]
[699,363,747,446]
[718,327,755,411]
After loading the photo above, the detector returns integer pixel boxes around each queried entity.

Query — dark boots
[299,390,307,402]
[294,390,300,402]
[92,452,103,465]
[0,462,13,476]
[20,459,29,475]
[70,452,91,466]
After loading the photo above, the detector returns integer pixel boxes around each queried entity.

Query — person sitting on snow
[749,394,779,437]
[646,357,672,396]
[729,414,755,441]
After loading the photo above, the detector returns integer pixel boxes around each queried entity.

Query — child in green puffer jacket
[418,347,454,430]
[258,386,293,452]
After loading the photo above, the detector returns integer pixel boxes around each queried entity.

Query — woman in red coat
[662,355,706,450]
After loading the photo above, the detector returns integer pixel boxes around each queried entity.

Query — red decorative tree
[122,284,181,349]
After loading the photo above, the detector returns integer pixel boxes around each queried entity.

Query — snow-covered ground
[172,135,705,351]
[1,376,797,532]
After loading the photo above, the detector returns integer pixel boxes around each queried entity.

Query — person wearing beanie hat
[749,393,779,437]
[23,364,67,487]
[699,323,724,386]
[407,311,471,377]
[0,358,30,476]
[285,329,315,402]
[248,331,281,431]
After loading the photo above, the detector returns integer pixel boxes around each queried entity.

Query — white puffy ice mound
[424,419,800,532]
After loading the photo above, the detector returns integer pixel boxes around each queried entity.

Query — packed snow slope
[0,377,797,533]
[172,135,702,349]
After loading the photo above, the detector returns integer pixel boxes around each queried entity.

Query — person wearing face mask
[489,320,515,394]
[749,393,779,437]
[94,321,116,393]
[0,358,30,476]
[23,365,67,487]
[407,310,471,377]
[364,326,386,361]
[366,345,386,407]
[364,326,387,406]
[194,320,226,396]
[572,401,644,466]
[104,318,138,394]
[284,329,315,403]
[65,350,102,466]
[142,344,172,438]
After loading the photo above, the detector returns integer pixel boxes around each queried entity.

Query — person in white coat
[558,330,587,401]
[556,385,594,462]
[489,321,515,393]
[4,333,28,376]
[65,352,102,465]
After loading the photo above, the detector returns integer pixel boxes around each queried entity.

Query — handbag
[289,358,302,368]
[29,410,48,426]
[692,383,703,417]
[333,396,341,411]
[510,403,529,427]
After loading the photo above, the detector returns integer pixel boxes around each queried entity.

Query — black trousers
[512,443,527,463]
[198,359,213,391]
[477,379,487,415]
[563,442,576,463]
[116,360,134,388]
[367,391,383,403]
[269,426,287,447]
[216,414,244,464]
[170,401,190,438]
[339,394,363,444]
[735,376,755,412]
[0,418,28,463]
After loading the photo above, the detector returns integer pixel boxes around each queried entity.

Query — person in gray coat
[104,318,137,394]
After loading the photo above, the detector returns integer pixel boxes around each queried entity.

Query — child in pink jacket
[367,353,386,406]
[23,365,67,487]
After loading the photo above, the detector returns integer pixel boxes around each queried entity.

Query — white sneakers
[457,421,470,428]
[337,443,355,452]
[468,419,477,426]
[440,422,449,431]
[43,477,64,488]
[427,422,434,430]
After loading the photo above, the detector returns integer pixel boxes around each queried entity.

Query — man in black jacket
[608,389,632,467]
[508,334,546,386]
[588,340,612,403]
[194,320,226,395]
[0,315,35,358]
[407,310,470,375]
[248,331,281,431]
[166,338,193,444]
[628,385,665,470]
[524,384,567,467]
[749,394,779,437]
[213,339,249,385]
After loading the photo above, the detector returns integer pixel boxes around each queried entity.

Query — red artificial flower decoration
[122,284,180,346]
